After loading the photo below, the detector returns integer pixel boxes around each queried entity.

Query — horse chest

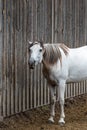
[43,66,58,86]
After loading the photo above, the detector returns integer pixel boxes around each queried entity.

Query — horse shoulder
[42,64,58,86]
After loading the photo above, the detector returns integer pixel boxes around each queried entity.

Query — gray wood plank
[0,0,2,88]
[85,0,87,44]
[2,0,7,117]
[6,0,11,116]
[0,0,3,118]
[10,0,15,115]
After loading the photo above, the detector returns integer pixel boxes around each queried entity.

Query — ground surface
[0,94,87,130]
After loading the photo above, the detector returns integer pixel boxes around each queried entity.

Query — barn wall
[0,0,87,118]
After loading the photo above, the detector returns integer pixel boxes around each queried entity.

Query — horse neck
[42,44,61,67]
[42,54,51,71]
[42,58,49,70]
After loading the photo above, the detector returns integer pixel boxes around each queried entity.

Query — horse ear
[28,40,33,48]
[28,40,32,45]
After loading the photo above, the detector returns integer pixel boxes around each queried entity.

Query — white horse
[28,41,87,125]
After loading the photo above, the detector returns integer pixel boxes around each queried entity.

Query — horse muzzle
[29,64,35,69]
[29,60,35,69]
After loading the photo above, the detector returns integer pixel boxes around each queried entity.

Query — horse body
[67,46,87,83]
[28,41,87,125]
[43,45,87,84]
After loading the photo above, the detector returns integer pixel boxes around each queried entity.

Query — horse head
[28,41,44,69]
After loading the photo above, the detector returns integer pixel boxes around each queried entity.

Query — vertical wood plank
[71,0,75,47]
[54,0,57,43]
[52,0,54,43]
[43,0,47,105]
[22,0,26,111]
[26,0,32,109]
[79,0,85,46]
[62,0,66,44]
[69,0,73,47]
[85,0,87,45]
[18,0,23,112]
[6,0,11,116]
[10,0,15,115]
[3,0,7,117]
[0,0,3,119]
[0,0,2,87]
[15,0,19,113]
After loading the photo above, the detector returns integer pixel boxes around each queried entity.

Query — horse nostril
[28,59,36,69]
[30,60,35,65]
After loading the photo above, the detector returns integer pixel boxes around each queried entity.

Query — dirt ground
[0,94,87,130]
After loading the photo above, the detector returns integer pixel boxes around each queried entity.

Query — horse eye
[39,49,42,52]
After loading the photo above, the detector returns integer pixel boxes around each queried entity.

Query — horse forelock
[29,41,38,48]
[43,44,69,66]
[29,41,44,49]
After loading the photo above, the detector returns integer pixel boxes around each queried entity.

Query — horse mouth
[29,64,35,69]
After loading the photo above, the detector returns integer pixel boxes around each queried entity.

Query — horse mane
[43,44,69,65]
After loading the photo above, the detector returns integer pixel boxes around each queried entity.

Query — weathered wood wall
[0,0,87,118]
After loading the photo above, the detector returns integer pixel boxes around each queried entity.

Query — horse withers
[28,41,87,125]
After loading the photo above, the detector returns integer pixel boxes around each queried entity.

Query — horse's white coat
[49,46,87,83]
[29,42,87,125]
[67,46,87,82]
